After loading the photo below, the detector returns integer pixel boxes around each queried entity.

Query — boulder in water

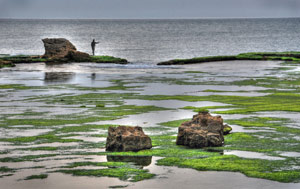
[106,126,152,152]
[176,112,228,148]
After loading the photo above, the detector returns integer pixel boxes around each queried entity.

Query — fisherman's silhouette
[91,39,99,56]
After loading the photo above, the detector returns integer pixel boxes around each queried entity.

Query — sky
[0,0,300,19]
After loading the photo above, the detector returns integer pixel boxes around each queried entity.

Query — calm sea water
[1,18,300,63]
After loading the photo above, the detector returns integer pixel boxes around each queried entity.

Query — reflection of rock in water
[107,155,152,167]
[205,148,224,155]
[44,72,74,83]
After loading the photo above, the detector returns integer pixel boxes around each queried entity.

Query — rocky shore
[0,38,128,68]
[157,52,300,65]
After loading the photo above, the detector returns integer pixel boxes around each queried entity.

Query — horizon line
[1,16,300,20]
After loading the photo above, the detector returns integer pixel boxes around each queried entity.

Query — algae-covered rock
[0,59,15,68]
[176,112,226,148]
[223,124,232,135]
[106,126,152,152]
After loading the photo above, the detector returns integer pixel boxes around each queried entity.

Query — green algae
[158,55,237,65]
[0,104,168,128]
[109,185,129,188]
[0,84,38,90]
[90,56,128,64]
[157,155,300,183]
[157,51,300,65]
[63,161,127,168]
[19,147,58,151]
[58,168,154,182]
[0,166,15,173]
[132,93,300,114]
[0,55,46,63]
[0,61,15,69]
[0,154,57,162]
[159,119,190,127]
[24,174,48,180]
[0,55,128,64]
[57,160,154,182]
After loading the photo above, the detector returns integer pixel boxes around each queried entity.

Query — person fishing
[91,39,99,56]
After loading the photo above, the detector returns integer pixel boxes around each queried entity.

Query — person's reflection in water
[91,73,96,80]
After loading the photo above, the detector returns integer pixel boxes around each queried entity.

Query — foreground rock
[42,38,90,62]
[176,112,231,148]
[106,126,152,152]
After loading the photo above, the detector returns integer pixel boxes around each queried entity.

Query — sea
[1,18,300,64]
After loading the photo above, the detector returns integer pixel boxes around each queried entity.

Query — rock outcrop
[0,60,15,68]
[42,38,90,62]
[106,126,152,152]
[176,112,230,148]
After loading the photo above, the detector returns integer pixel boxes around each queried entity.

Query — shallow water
[224,150,285,160]
[1,156,299,189]
[92,109,196,128]
[124,99,229,109]
[1,60,300,188]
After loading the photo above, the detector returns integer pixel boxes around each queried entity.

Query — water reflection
[205,148,224,155]
[107,155,152,167]
[91,73,96,80]
[44,72,75,83]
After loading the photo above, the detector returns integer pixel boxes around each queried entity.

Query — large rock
[42,38,90,62]
[176,112,228,148]
[66,50,90,62]
[106,126,152,152]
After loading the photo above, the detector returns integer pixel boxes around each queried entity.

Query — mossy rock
[0,60,15,69]
[223,124,232,135]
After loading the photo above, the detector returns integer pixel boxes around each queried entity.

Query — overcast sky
[1,0,300,19]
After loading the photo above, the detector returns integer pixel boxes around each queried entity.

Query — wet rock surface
[42,38,90,62]
[106,126,152,152]
[176,112,229,148]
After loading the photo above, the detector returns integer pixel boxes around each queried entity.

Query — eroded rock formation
[176,112,231,148]
[106,126,152,152]
[42,38,90,62]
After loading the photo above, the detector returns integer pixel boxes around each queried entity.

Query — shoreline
[2,51,300,69]
[0,55,128,68]
[157,52,300,65]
